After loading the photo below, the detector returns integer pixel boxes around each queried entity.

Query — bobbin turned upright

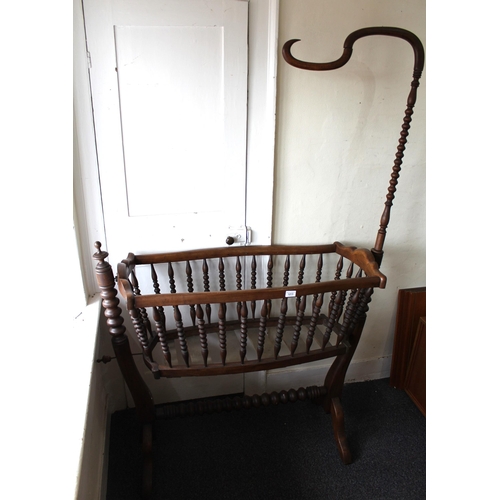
[93,242,155,497]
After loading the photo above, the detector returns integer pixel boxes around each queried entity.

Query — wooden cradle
[93,26,424,499]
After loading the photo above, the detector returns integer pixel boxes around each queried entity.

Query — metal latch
[226,226,251,246]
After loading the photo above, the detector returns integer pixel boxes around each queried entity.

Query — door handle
[225,227,251,246]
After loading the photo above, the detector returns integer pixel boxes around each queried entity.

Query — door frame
[74,0,279,296]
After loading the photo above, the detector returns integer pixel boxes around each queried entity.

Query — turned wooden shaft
[93,244,126,339]
[347,268,363,305]
[306,293,324,353]
[153,306,172,367]
[328,255,344,317]
[202,258,211,324]
[236,256,242,321]
[218,257,226,291]
[202,259,210,292]
[322,299,340,350]
[266,255,273,317]
[129,307,150,352]
[337,289,362,344]
[312,254,323,315]
[173,305,189,367]
[151,263,160,294]
[257,300,268,361]
[150,264,167,332]
[283,254,290,287]
[297,254,306,312]
[274,298,288,359]
[239,301,248,363]
[156,385,327,419]
[330,262,354,342]
[250,255,257,319]
[167,262,176,293]
[372,76,421,261]
[130,270,153,338]
[350,288,374,331]
[196,304,209,367]
[218,303,227,365]
[291,295,307,356]
[186,260,196,326]
[92,242,154,424]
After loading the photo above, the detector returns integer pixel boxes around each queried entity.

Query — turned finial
[93,241,109,263]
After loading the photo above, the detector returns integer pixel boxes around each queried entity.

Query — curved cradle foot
[330,397,352,464]
[142,423,153,500]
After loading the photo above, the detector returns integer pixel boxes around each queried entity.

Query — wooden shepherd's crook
[282,27,425,266]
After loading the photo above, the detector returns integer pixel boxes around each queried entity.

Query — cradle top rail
[95,240,386,379]
[116,241,386,310]
[282,26,425,265]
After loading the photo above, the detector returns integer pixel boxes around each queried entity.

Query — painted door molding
[74,0,278,282]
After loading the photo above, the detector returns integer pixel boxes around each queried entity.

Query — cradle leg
[323,316,367,413]
[113,336,155,500]
[330,397,352,464]
[323,316,367,464]
[112,334,155,424]
[93,243,155,497]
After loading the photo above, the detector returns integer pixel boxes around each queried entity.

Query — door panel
[81,0,278,404]
[115,25,226,217]
[84,0,248,259]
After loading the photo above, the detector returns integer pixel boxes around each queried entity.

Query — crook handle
[283,26,424,76]
[283,27,425,266]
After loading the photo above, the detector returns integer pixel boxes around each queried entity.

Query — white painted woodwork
[74,0,278,295]
[84,0,249,260]
[115,25,228,218]
[80,0,279,407]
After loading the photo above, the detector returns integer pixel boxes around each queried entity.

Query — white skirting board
[75,301,112,500]
[76,362,110,500]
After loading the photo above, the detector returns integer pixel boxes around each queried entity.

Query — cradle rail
[109,241,384,379]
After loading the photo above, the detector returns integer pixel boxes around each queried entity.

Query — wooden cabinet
[390,287,426,416]
[405,317,426,415]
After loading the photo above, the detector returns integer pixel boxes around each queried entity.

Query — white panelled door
[81,0,278,402]
[84,0,250,262]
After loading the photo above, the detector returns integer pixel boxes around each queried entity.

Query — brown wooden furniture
[405,316,426,416]
[390,287,426,389]
[93,26,424,499]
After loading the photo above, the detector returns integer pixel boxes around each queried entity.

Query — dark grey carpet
[106,378,425,499]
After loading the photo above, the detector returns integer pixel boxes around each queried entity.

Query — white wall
[274,0,426,374]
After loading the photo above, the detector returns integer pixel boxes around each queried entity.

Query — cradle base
[155,384,327,419]
[137,385,352,498]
